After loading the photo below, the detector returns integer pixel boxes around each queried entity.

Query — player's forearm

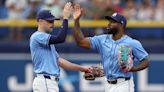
[59,58,85,72]
[130,59,149,72]
[73,19,85,45]
[49,19,68,44]
[57,19,68,42]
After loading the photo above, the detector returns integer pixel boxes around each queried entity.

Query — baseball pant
[33,75,59,92]
[105,77,134,92]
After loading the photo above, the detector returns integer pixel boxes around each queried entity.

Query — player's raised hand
[63,2,73,19]
[73,4,83,20]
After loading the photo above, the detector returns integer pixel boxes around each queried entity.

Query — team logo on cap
[49,10,55,17]
[112,13,117,17]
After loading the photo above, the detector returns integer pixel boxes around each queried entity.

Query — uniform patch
[118,46,133,69]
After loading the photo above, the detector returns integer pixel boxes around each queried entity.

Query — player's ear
[120,24,124,30]
[120,24,124,29]
[38,19,45,25]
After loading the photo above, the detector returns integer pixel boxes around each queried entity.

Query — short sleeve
[132,40,148,61]
[89,36,100,50]
[36,33,51,46]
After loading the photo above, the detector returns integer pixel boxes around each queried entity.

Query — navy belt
[36,74,59,81]
[44,75,59,81]
[107,77,130,84]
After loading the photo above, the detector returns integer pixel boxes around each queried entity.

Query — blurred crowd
[0,0,164,42]
[0,0,164,21]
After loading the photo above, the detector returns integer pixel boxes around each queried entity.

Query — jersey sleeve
[89,36,100,50]
[132,40,148,61]
[49,19,68,44]
[36,33,51,46]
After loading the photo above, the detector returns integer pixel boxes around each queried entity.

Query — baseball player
[72,4,149,92]
[30,3,91,92]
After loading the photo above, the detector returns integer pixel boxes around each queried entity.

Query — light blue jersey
[89,34,148,80]
[30,31,60,76]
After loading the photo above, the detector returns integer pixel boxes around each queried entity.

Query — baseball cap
[36,10,60,21]
[105,13,127,28]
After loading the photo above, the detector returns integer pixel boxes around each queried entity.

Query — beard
[106,26,119,35]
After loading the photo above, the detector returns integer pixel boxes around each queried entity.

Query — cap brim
[105,16,119,23]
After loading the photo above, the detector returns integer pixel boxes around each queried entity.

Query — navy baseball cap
[105,13,127,28]
[36,10,60,21]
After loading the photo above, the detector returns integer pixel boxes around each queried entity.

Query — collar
[105,35,128,44]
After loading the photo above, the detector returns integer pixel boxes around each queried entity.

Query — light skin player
[30,2,91,92]
[73,4,149,92]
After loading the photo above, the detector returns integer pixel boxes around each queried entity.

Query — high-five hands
[73,4,83,20]
[63,2,73,19]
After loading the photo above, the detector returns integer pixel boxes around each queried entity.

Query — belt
[107,77,130,84]
[35,74,59,81]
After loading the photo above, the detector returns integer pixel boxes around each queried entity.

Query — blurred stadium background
[0,0,164,92]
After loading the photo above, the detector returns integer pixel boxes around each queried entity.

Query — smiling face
[38,19,54,32]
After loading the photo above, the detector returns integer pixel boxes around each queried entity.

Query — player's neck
[37,26,46,32]
[112,32,125,41]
